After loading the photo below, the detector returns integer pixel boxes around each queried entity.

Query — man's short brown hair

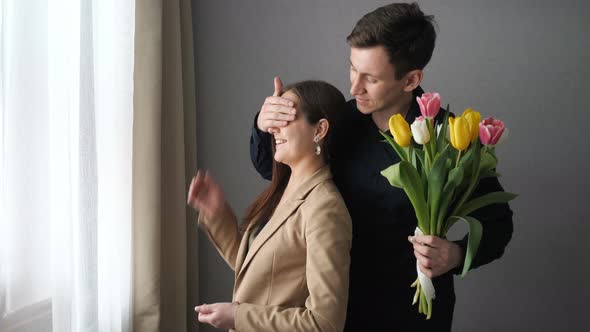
[347,2,437,80]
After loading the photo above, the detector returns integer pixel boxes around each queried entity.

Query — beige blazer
[198,165,352,332]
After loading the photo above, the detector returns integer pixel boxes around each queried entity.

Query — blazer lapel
[235,165,333,283]
[236,198,304,282]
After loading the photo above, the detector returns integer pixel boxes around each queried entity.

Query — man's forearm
[249,113,273,180]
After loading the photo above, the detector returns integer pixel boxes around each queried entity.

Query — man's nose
[350,76,364,96]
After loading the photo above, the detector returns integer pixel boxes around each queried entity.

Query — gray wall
[191,0,590,331]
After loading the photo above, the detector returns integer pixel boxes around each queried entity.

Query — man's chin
[355,99,375,114]
[356,105,374,114]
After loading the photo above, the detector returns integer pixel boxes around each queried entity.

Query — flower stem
[448,144,482,226]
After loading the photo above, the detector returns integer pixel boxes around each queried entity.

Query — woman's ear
[314,119,330,141]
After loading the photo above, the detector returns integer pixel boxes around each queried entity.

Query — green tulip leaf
[448,216,483,277]
[398,161,429,232]
[487,147,498,162]
[381,163,403,188]
[457,192,518,217]
[380,131,408,161]
[414,148,426,171]
[479,150,497,172]
[458,143,476,169]
[445,166,465,193]
[428,145,450,233]
[435,165,464,235]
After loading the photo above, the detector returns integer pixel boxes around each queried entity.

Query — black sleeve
[453,175,514,273]
[249,112,273,181]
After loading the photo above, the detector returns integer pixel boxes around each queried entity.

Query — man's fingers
[263,120,289,129]
[260,107,296,121]
[415,252,438,278]
[414,250,433,268]
[264,96,294,108]
[416,257,432,275]
[413,242,434,257]
[257,77,293,133]
[273,76,283,97]
[420,266,435,278]
[411,235,437,247]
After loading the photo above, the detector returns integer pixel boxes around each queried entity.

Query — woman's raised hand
[187,170,226,220]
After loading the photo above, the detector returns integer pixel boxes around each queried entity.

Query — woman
[187,80,352,332]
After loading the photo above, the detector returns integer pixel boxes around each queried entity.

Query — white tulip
[411,117,430,145]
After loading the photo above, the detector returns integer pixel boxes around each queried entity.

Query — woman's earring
[314,136,321,156]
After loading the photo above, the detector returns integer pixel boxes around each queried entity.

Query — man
[250,3,513,331]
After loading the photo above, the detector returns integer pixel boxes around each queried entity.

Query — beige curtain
[132,0,197,331]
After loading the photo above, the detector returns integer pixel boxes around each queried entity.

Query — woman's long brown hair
[241,80,347,232]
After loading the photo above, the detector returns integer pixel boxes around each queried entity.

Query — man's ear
[403,69,423,92]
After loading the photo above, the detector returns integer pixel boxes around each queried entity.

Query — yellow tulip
[449,116,471,151]
[462,108,481,142]
[389,114,412,147]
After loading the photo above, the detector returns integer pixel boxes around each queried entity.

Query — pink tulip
[479,117,506,146]
[416,92,441,119]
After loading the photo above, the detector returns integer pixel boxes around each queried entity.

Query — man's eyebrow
[350,61,378,78]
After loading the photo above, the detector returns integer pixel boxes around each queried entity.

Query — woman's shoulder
[301,179,352,234]
[305,179,349,214]
[310,177,340,196]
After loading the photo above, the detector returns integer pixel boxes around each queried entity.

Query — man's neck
[371,91,414,132]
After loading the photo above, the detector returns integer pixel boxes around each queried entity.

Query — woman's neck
[284,156,326,196]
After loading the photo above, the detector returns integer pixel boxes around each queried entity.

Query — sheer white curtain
[0,1,135,331]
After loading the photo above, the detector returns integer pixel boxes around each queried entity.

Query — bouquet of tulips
[380,92,517,319]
